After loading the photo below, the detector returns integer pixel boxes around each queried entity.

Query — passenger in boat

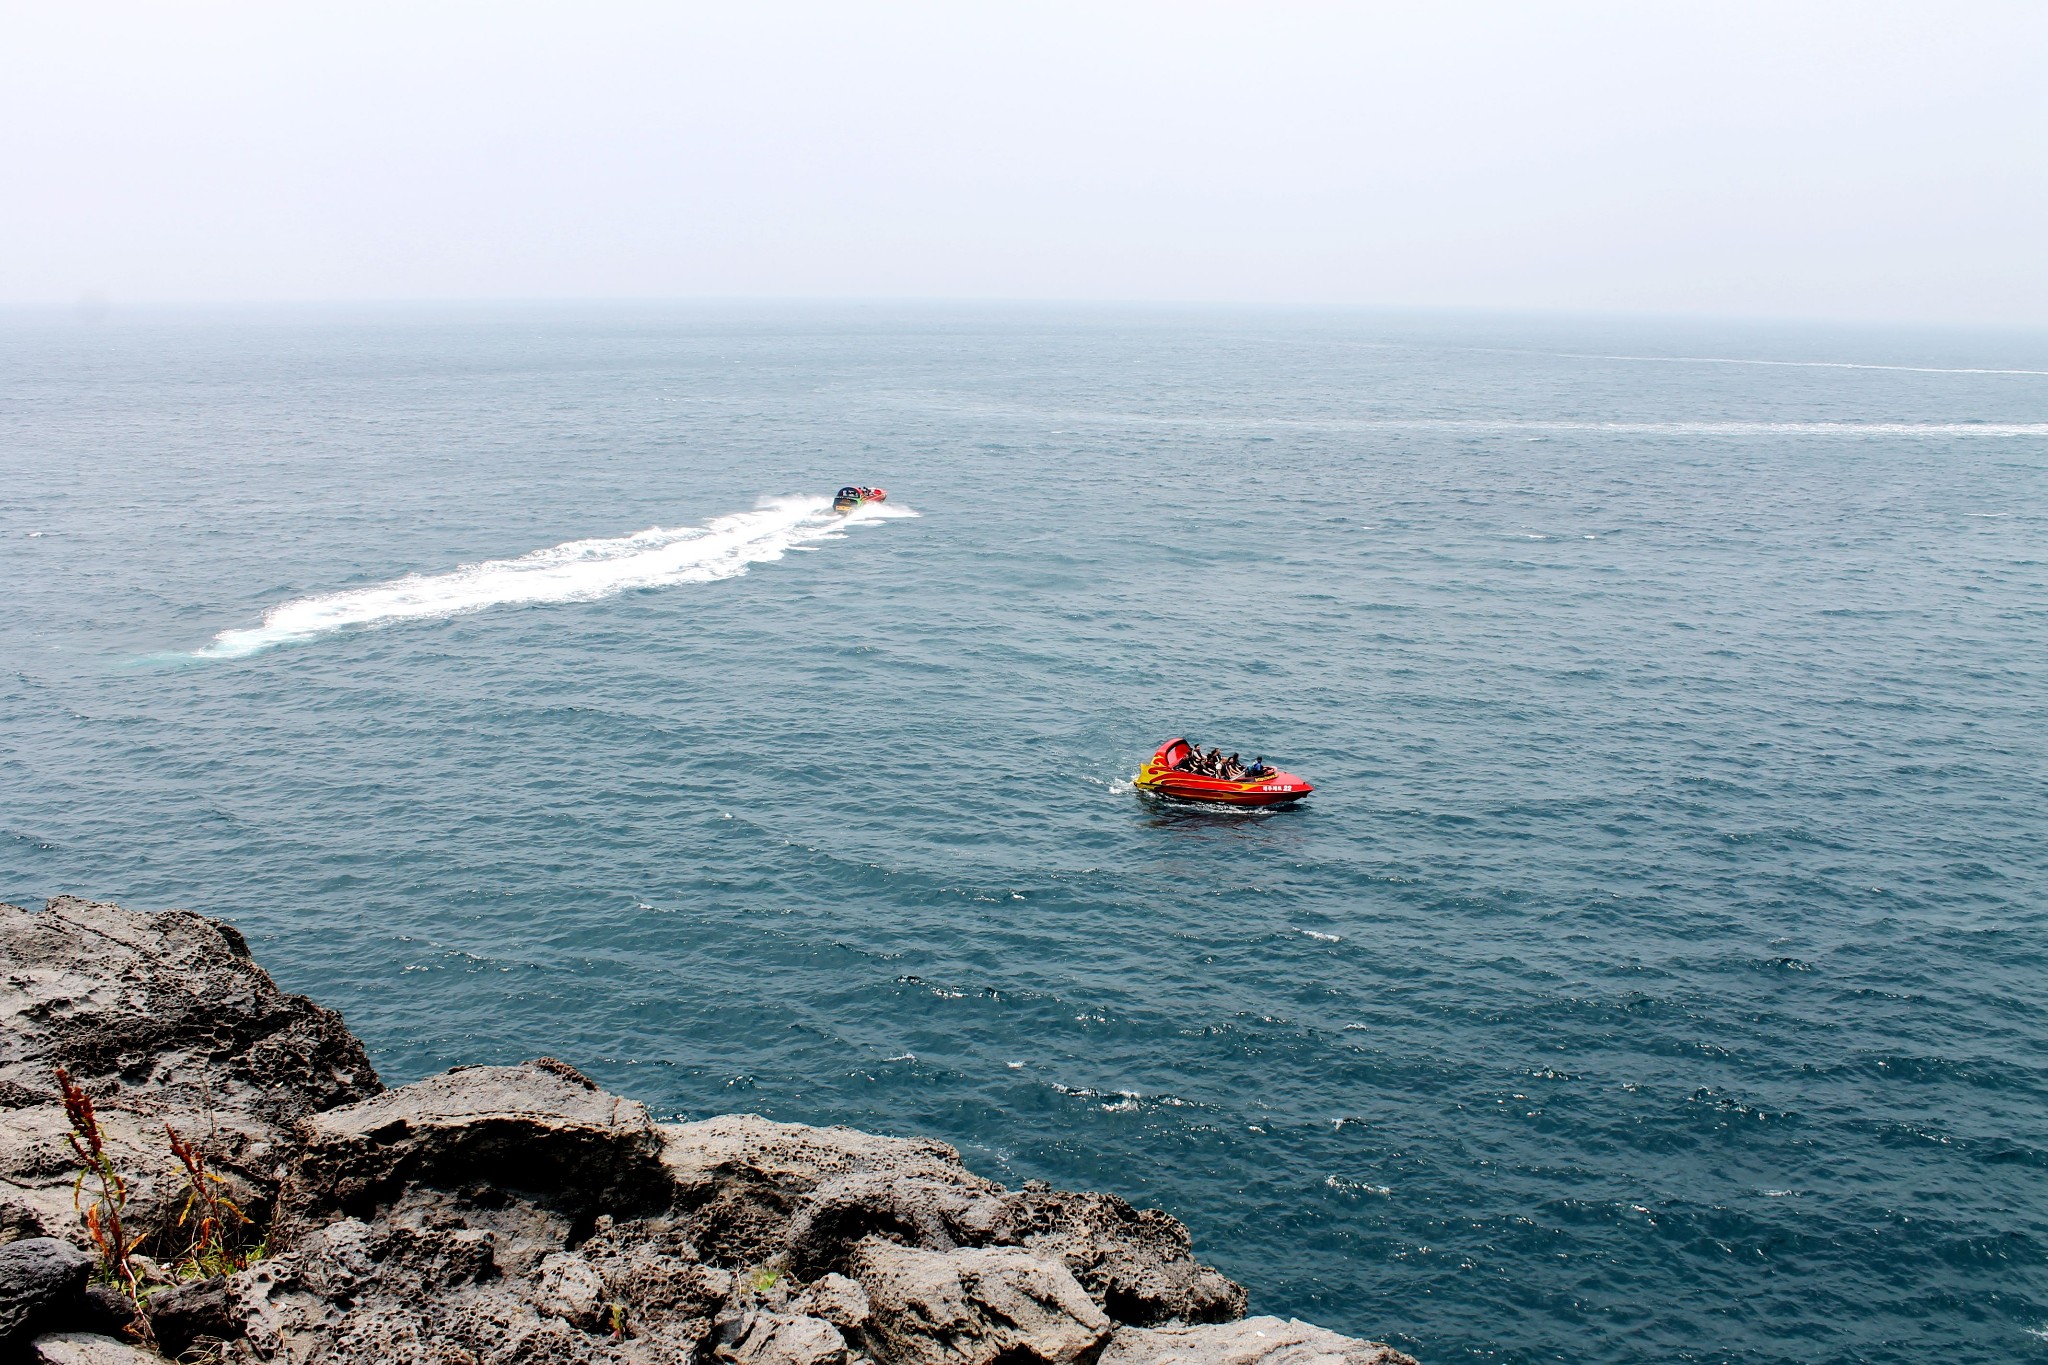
[1223,753,1247,779]
[1205,747,1224,775]
[1246,756,1270,778]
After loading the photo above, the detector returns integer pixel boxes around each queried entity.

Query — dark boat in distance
[833,486,888,514]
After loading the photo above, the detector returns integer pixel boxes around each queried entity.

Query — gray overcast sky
[4,2,2043,322]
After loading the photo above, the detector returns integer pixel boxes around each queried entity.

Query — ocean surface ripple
[3,307,2044,1365]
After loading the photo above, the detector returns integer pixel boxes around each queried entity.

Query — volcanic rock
[1100,1317,1419,1365]
[714,1311,850,1365]
[0,897,379,1243]
[788,1273,871,1332]
[277,1057,671,1257]
[138,1276,240,1360]
[663,1114,1003,1272]
[29,1334,164,1365]
[1001,1183,1246,1325]
[848,1241,1112,1365]
[0,1237,94,1350]
[0,896,1417,1365]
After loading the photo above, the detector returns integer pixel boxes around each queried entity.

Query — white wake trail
[1559,351,2048,378]
[197,495,915,658]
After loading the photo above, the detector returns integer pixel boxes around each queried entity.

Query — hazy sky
[5,2,2043,322]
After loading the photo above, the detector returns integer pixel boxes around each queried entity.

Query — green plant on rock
[165,1122,256,1278]
[55,1067,153,1339]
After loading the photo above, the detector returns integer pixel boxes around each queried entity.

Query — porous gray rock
[1001,1183,1247,1325]
[849,1241,1112,1365]
[0,1237,95,1349]
[0,897,379,1242]
[576,1215,736,1352]
[660,1117,1242,1326]
[1100,1318,1418,1365]
[30,1333,164,1365]
[532,1251,609,1330]
[715,1311,850,1365]
[663,1115,1003,1271]
[135,1276,238,1360]
[205,1217,597,1365]
[784,1172,998,1277]
[278,1058,671,1255]
[789,1273,871,1332]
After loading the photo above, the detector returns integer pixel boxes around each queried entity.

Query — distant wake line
[1009,408,2048,437]
[1452,344,2048,377]
[196,495,915,658]
[1557,351,2048,378]
[901,397,2048,439]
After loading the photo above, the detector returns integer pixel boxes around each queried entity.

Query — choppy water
[4,306,2046,1365]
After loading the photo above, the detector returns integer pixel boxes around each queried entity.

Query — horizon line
[5,296,2048,334]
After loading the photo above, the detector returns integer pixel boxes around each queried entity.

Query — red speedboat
[1133,738,1313,807]
[832,485,888,514]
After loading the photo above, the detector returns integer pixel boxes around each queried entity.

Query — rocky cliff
[0,897,1414,1365]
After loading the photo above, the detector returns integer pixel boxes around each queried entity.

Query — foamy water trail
[197,495,915,658]
[893,397,2048,438]
[1443,344,2048,376]
[1555,351,2048,377]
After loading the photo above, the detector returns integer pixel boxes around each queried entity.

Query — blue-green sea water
[4,306,2045,1364]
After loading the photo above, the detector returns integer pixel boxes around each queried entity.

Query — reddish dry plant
[165,1122,253,1276]
[55,1067,146,1304]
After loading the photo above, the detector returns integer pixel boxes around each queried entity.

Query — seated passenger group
[1175,744,1269,780]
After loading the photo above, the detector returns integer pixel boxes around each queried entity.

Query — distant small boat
[833,486,888,514]
[1134,738,1313,806]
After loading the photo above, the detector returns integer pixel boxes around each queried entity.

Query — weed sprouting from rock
[166,1122,256,1278]
[56,1066,154,1339]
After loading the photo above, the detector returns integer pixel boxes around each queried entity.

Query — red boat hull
[1133,738,1312,806]
[832,486,888,513]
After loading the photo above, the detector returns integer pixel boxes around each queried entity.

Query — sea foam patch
[196,494,915,658]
